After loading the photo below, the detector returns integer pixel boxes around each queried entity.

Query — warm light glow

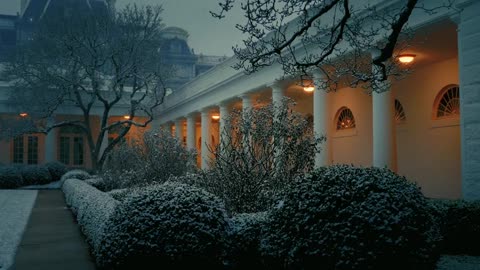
[303,86,315,92]
[397,54,416,64]
[123,115,131,120]
[212,114,220,120]
[19,112,28,117]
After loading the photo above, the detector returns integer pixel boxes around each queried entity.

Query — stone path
[13,190,96,270]
[0,190,37,270]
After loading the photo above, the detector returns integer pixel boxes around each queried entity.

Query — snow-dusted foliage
[203,98,324,213]
[261,165,440,270]
[21,165,52,185]
[0,166,24,189]
[60,169,91,183]
[106,188,131,202]
[44,161,68,181]
[62,178,119,254]
[97,182,229,269]
[430,199,480,255]
[225,212,268,269]
[84,177,106,190]
[101,130,197,191]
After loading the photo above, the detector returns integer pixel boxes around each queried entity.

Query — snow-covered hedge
[62,178,119,254]
[106,188,132,201]
[430,199,480,255]
[21,165,52,185]
[45,161,68,181]
[226,212,268,269]
[60,169,91,183]
[97,182,229,269]
[261,165,440,269]
[0,166,24,189]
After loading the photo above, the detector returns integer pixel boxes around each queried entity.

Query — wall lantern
[212,114,220,120]
[123,115,131,120]
[19,112,28,117]
[303,86,315,92]
[397,54,416,64]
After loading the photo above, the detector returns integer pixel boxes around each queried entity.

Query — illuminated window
[12,135,39,164]
[27,136,38,164]
[13,137,24,164]
[395,99,406,123]
[59,126,85,166]
[335,107,356,130]
[435,85,460,119]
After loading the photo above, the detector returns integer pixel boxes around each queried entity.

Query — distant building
[159,27,227,91]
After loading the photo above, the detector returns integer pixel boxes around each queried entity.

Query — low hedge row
[0,161,68,189]
[62,178,119,254]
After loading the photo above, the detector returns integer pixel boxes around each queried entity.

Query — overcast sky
[0,0,247,56]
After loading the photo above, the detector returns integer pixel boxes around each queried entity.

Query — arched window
[335,107,356,130]
[434,85,460,119]
[395,99,406,123]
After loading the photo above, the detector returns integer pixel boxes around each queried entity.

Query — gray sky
[0,0,246,56]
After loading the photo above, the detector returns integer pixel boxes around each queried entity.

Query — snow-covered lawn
[0,190,37,270]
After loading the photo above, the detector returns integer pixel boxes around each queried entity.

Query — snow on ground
[20,180,62,190]
[0,190,37,270]
[437,255,480,270]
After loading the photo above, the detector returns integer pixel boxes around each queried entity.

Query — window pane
[13,137,24,164]
[73,137,84,166]
[59,137,70,165]
[27,136,38,164]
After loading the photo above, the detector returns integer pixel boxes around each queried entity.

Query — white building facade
[156,0,480,200]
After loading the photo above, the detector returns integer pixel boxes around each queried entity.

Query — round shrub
[45,161,68,181]
[60,169,91,183]
[98,182,230,269]
[261,165,440,270]
[226,212,268,269]
[0,166,23,189]
[21,165,52,186]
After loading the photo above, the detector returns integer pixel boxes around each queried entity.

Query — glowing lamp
[303,86,315,92]
[212,114,220,120]
[397,54,416,64]
[123,115,131,120]
[19,112,28,117]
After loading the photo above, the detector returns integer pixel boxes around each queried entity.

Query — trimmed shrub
[106,188,131,201]
[0,166,23,189]
[62,179,119,253]
[60,169,91,183]
[45,161,68,181]
[226,212,268,269]
[98,182,229,269]
[21,165,52,186]
[84,177,106,190]
[261,165,440,270]
[430,199,480,255]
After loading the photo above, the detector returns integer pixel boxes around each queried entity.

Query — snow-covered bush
[261,165,440,270]
[0,166,23,189]
[62,179,119,253]
[430,199,480,255]
[203,98,324,213]
[101,130,197,191]
[97,182,229,269]
[21,165,52,185]
[226,212,268,269]
[60,169,91,183]
[44,161,68,181]
[106,188,131,201]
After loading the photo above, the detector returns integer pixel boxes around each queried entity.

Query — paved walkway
[0,190,37,270]
[13,190,96,270]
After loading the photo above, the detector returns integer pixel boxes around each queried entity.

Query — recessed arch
[433,84,460,119]
[335,107,356,130]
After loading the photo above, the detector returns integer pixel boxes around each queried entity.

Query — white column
[175,118,183,142]
[219,102,230,145]
[312,72,331,167]
[44,117,57,163]
[201,109,212,170]
[456,1,480,200]
[271,84,284,114]
[371,50,396,171]
[186,114,196,151]
[240,94,253,115]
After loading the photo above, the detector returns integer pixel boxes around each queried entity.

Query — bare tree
[2,4,168,171]
[212,0,454,91]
